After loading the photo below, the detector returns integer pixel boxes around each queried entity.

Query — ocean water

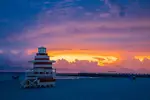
[0,73,150,100]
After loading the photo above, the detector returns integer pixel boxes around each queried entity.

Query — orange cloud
[26,48,120,66]
[50,54,118,66]
[1,47,150,73]
[135,56,150,61]
[54,58,150,73]
[26,47,150,68]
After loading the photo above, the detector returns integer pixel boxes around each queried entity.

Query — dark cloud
[0,51,33,70]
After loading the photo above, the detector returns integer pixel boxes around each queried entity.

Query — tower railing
[25,68,56,77]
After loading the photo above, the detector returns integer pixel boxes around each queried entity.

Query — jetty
[57,73,150,78]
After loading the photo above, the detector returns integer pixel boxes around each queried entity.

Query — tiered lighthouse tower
[32,46,56,71]
[21,47,56,88]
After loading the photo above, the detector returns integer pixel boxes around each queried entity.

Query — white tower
[21,47,56,88]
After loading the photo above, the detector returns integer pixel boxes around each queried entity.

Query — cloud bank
[0,0,150,73]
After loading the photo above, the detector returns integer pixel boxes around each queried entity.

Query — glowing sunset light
[50,54,118,66]
[26,48,119,66]
[26,49,37,55]
[135,56,150,62]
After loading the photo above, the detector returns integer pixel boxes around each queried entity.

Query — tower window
[38,47,46,53]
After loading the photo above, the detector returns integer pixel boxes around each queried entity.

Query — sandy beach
[1,77,150,100]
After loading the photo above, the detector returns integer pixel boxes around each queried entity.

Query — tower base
[20,79,55,89]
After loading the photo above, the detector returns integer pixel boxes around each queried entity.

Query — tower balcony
[28,60,56,63]
[36,53,48,55]
[25,69,56,77]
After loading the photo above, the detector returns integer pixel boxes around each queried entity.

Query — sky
[0,0,150,73]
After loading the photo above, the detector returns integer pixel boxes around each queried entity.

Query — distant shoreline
[57,73,150,78]
[1,72,150,78]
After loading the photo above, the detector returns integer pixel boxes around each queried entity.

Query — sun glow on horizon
[26,49,150,66]
[135,56,150,62]
[50,54,118,66]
